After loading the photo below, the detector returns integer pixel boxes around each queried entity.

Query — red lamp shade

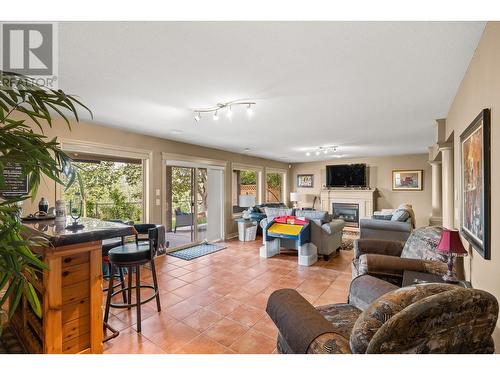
[437,229,468,257]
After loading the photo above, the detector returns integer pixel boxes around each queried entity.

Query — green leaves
[0,70,90,330]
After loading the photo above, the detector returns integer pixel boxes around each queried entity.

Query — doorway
[165,162,224,249]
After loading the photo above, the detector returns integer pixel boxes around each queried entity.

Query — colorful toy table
[260,216,318,266]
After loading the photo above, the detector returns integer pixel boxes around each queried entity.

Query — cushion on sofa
[264,207,293,221]
[295,209,330,224]
[391,208,410,222]
[400,226,447,262]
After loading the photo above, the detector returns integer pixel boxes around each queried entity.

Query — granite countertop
[21,217,136,247]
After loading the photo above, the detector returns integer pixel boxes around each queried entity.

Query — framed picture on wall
[460,108,491,260]
[297,174,314,188]
[392,170,423,191]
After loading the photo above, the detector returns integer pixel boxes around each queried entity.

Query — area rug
[341,230,359,251]
[168,242,227,261]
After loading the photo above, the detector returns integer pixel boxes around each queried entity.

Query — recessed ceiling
[58,21,485,162]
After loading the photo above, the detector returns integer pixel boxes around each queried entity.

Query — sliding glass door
[166,166,195,248]
[166,162,224,249]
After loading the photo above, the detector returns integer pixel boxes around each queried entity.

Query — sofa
[352,225,465,285]
[266,275,499,354]
[260,208,345,260]
[359,203,415,241]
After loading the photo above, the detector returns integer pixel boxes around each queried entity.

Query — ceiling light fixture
[305,146,339,157]
[193,100,256,122]
[246,104,254,118]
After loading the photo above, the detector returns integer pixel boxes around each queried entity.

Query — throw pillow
[264,207,293,221]
[391,209,410,222]
[295,209,329,224]
[400,226,447,262]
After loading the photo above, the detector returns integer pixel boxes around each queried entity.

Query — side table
[402,270,472,288]
[235,218,258,241]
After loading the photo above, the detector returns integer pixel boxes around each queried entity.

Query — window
[266,171,285,203]
[232,169,258,214]
[62,153,144,222]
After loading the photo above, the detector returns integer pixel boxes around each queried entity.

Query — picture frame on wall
[460,108,491,260]
[297,174,314,188]
[392,170,423,191]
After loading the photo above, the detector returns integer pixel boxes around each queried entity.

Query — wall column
[429,160,443,225]
[441,146,454,229]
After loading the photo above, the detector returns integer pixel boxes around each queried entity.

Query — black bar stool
[104,224,163,333]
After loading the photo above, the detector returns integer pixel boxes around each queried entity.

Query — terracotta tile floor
[103,237,353,354]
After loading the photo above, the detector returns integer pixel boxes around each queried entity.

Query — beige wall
[290,154,432,227]
[21,118,289,238]
[444,21,500,344]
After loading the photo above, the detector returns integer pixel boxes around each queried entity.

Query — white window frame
[264,167,288,205]
[231,163,263,218]
[58,139,152,223]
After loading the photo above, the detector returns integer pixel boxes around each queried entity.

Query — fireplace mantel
[320,189,376,226]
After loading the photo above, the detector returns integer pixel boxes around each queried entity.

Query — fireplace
[332,203,359,228]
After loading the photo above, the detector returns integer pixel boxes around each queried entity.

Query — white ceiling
[58,22,485,162]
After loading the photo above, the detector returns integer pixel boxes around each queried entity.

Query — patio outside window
[232,169,258,214]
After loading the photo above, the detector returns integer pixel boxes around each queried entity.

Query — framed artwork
[460,109,491,260]
[297,174,314,188]
[392,170,423,191]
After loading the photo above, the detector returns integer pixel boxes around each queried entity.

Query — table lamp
[436,229,468,282]
[239,194,256,220]
[290,192,300,209]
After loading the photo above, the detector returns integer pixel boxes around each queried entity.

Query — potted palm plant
[0,70,91,333]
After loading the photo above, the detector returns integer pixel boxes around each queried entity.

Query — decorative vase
[38,197,49,213]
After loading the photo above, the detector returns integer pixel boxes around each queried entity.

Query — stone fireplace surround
[320,188,376,230]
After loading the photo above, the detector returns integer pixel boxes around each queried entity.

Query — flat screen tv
[326,164,367,188]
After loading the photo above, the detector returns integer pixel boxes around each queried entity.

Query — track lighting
[306,146,339,157]
[193,100,256,122]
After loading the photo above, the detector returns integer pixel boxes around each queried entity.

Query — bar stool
[104,225,163,333]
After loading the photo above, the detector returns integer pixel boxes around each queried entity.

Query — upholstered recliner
[267,278,499,354]
[352,226,465,285]
[295,210,345,260]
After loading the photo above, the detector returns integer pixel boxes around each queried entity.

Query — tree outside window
[63,160,143,222]
[266,172,283,203]
[232,169,257,213]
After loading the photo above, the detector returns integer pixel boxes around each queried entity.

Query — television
[326,164,367,188]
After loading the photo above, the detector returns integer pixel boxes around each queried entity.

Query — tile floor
[103,237,353,354]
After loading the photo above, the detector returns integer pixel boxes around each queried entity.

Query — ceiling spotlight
[194,112,201,122]
[315,151,320,156]
[244,148,251,152]
[213,111,219,121]
[306,152,310,156]
[226,106,233,119]
[323,149,328,154]
[333,146,338,153]
[246,104,254,118]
